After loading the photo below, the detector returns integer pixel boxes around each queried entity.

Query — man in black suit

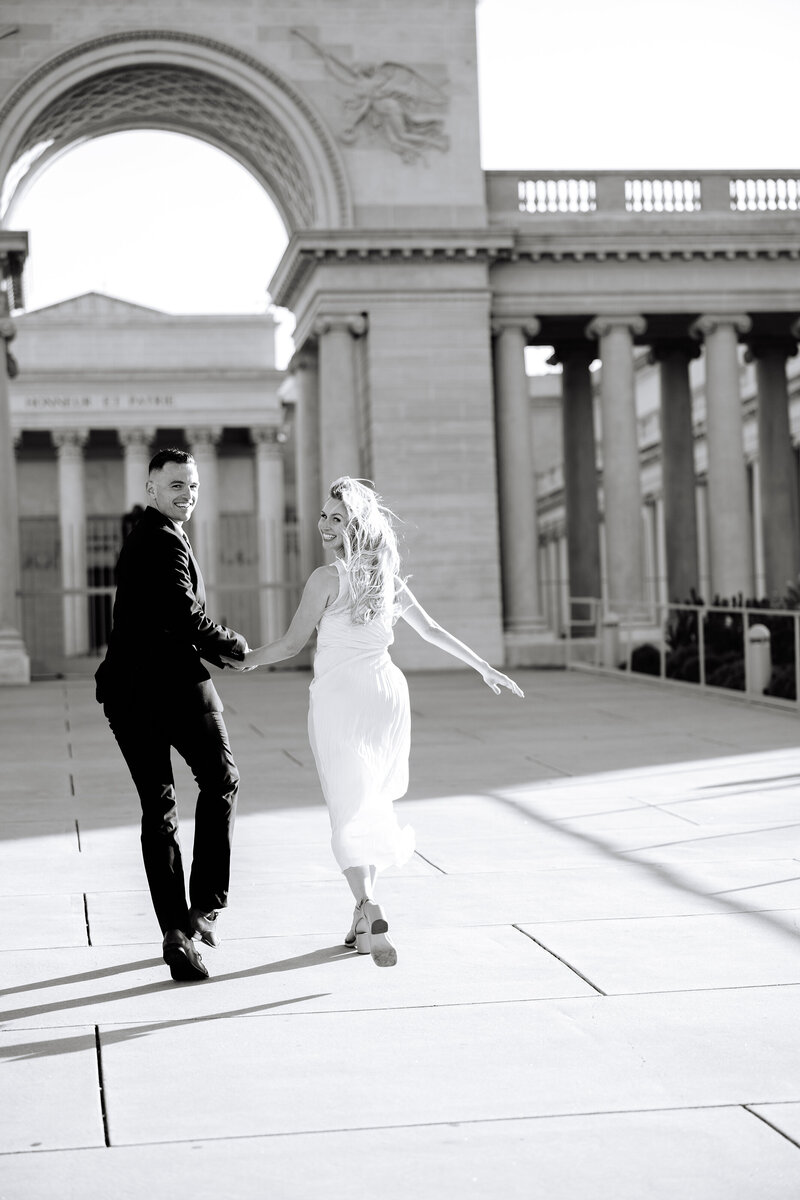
[96,448,249,981]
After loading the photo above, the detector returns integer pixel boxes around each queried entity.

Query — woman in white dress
[226,477,523,967]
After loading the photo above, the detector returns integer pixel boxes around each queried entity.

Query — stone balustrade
[487,170,800,219]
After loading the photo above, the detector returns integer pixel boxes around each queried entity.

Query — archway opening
[8,129,304,674]
[6,128,294,363]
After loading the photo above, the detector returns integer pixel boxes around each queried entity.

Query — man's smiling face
[146,461,199,525]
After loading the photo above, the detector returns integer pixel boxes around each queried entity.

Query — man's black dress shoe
[162,929,209,981]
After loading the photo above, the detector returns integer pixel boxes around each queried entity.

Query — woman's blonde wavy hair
[328,476,403,624]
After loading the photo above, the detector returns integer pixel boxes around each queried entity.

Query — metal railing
[564,597,800,712]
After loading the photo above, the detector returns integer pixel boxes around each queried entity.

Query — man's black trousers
[104,705,239,934]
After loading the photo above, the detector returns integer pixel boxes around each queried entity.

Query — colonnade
[34,424,288,656]
[491,312,800,629]
[6,301,800,669]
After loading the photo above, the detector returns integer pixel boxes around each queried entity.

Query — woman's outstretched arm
[222,565,338,669]
[397,583,524,697]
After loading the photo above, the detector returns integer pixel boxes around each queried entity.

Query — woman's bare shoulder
[307,563,340,603]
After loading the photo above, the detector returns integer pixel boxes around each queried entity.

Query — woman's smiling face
[318,497,348,554]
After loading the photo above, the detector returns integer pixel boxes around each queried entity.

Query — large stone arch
[0,30,353,231]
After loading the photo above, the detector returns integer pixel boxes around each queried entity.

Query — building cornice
[269,229,516,309]
[11,369,284,385]
[493,231,800,265]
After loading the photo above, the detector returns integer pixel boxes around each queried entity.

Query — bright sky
[5,0,797,366]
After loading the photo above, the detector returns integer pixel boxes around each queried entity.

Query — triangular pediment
[21,292,166,321]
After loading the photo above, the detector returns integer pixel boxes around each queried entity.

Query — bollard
[745,623,771,695]
[602,613,621,668]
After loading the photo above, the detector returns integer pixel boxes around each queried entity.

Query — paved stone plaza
[1,666,800,1197]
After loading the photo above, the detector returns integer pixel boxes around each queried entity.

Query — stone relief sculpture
[292,29,449,163]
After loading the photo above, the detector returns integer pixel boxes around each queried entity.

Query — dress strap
[331,557,349,605]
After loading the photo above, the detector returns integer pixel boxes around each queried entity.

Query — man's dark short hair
[148,448,196,474]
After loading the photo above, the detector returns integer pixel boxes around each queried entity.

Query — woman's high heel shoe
[355,898,397,968]
[344,906,370,955]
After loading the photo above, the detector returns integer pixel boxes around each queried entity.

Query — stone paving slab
[658,792,800,827]
[82,857,748,948]
[618,824,800,863]
[665,860,800,910]
[1,1108,800,1200]
[0,1026,105,1152]
[519,909,800,993]
[2,893,88,950]
[67,824,439,891]
[0,1106,797,1200]
[0,770,72,799]
[98,987,800,1144]
[0,926,595,1030]
[751,1103,800,1145]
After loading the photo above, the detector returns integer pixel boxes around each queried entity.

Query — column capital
[52,429,89,452]
[188,426,223,448]
[118,427,155,449]
[287,346,319,374]
[743,335,798,364]
[313,313,368,339]
[251,425,287,452]
[585,315,646,341]
[647,339,702,366]
[491,316,541,340]
[689,313,752,341]
[0,286,15,345]
[0,292,17,378]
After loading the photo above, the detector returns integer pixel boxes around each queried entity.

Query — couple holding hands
[96,449,522,982]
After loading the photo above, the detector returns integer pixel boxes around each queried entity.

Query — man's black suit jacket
[95,505,248,714]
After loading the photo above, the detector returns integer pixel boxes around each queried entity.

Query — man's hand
[221,653,254,671]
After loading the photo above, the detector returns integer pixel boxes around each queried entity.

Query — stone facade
[0,2,798,680]
[10,293,289,674]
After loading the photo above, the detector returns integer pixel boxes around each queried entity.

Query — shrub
[630,642,662,676]
[663,588,799,695]
[766,663,797,701]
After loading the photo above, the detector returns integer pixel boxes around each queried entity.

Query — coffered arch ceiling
[0,31,352,232]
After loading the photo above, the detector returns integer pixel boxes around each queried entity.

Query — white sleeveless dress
[308,557,415,871]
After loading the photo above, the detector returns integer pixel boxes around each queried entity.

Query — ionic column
[491,317,545,632]
[690,314,753,597]
[119,428,154,511]
[654,495,668,607]
[585,315,647,610]
[53,429,89,657]
[696,480,711,598]
[314,314,367,488]
[649,340,701,601]
[550,342,601,628]
[642,497,657,607]
[187,427,222,593]
[745,335,800,597]
[285,347,322,578]
[252,426,286,643]
[749,456,766,595]
[0,291,29,681]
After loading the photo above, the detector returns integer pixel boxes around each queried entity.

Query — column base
[503,626,561,668]
[0,627,30,684]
